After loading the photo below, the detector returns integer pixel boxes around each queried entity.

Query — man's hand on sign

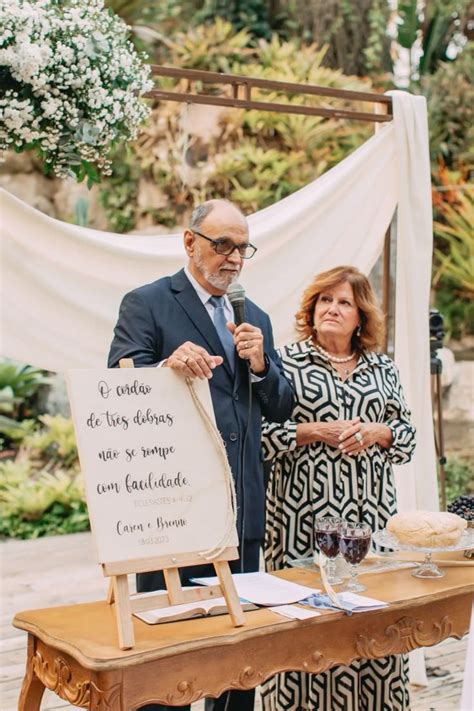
[164,341,223,380]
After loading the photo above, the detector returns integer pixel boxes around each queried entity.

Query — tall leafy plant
[290,0,392,77]
[433,191,474,299]
[423,44,474,168]
[0,362,49,420]
[397,0,471,83]
[432,190,474,340]
[195,0,294,41]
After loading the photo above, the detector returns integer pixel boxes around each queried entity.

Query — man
[108,199,294,711]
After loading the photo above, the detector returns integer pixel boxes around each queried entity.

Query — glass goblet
[314,516,344,585]
[338,521,372,592]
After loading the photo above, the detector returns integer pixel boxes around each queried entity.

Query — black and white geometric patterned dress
[261,339,416,711]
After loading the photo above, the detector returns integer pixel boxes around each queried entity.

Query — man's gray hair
[189,199,246,232]
[189,203,215,231]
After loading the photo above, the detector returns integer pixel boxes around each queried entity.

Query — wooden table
[13,566,473,710]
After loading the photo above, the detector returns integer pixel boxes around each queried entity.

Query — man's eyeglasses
[192,230,257,260]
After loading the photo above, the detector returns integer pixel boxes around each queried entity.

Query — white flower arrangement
[0,0,153,183]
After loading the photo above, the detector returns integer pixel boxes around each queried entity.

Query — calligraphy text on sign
[67,368,236,564]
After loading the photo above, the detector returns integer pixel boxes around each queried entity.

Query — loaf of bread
[387,510,467,548]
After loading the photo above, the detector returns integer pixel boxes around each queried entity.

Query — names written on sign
[67,368,235,564]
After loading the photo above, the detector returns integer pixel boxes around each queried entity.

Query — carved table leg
[18,635,46,711]
[89,671,123,710]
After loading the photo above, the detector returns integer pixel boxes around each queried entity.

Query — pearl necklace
[315,343,356,364]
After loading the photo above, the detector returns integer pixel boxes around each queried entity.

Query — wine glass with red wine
[314,517,344,585]
[338,521,372,592]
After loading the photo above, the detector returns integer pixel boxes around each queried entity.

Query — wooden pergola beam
[148,65,393,123]
[147,64,394,351]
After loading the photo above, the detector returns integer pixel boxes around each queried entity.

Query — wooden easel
[105,359,245,649]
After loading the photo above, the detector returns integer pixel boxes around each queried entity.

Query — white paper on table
[191,572,321,606]
[336,592,388,613]
[269,605,321,620]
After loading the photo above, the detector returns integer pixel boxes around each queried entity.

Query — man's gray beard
[194,251,240,291]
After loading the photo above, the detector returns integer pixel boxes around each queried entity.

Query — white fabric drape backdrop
[1,91,438,512]
[1,89,440,685]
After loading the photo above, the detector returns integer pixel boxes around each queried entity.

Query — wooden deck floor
[0,532,469,710]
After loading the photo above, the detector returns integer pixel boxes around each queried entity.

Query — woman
[261,266,416,711]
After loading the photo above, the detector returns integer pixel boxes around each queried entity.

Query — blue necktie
[209,296,235,371]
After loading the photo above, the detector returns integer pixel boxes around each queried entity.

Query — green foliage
[288,0,392,78]
[171,17,252,71]
[397,0,419,50]
[425,43,473,341]
[433,190,474,300]
[423,45,474,169]
[434,288,474,342]
[364,0,392,75]
[24,414,79,470]
[0,361,50,418]
[419,0,470,76]
[74,196,89,227]
[74,10,473,346]
[397,0,471,83]
[0,414,87,539]
[110,24,373,230]
[105,0,169,25]
[445,456,474,506]
[0,459,32,488]
[104,0,298,61]
[432,188,474,340]
[0,416,37,446]
[208,144,305,211]
[0,501,90,539]
[99,147,139,232]
[195,0,294,41]
[0,459,88,539]
[106,0,199,35]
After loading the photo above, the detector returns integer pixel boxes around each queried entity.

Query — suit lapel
[170,270,234,377]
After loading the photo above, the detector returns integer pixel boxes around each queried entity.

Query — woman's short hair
[295,266,386,352]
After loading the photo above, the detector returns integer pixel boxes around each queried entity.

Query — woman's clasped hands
[338,418,391,455]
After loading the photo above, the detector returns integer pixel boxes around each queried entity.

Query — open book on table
[134,596,258,625]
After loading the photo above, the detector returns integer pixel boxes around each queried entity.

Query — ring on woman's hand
[354,431,363,443]
[184,355,190,365]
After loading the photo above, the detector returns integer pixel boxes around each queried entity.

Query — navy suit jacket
[108,269,294,541]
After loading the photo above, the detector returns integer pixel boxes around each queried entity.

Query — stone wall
[0,151,111,229]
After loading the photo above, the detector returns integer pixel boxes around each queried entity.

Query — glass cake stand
[373,528,474,578]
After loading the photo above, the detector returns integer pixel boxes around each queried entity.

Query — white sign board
[67,368,238,565]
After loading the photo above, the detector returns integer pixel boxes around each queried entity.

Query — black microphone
[227,282,249,567]
[227,282,246,326]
